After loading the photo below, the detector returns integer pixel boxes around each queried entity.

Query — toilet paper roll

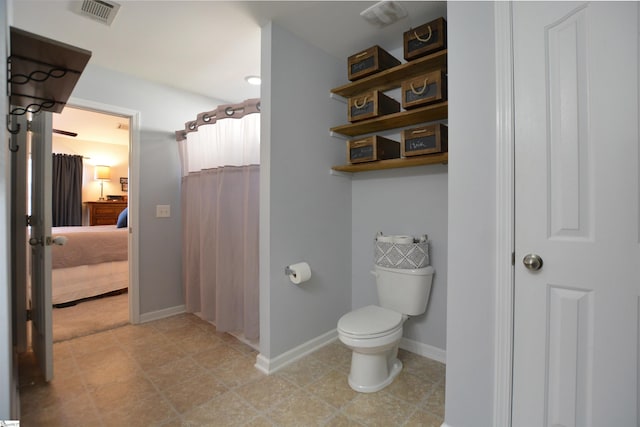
[376,234,393,243]
[393,235,414,244]
[287,262,311,284]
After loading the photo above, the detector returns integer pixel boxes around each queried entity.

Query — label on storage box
[405,134,437,152]
[404,82,438,103]
[350,101,374,118]
[350,145,374,161]
[351,57,375,76]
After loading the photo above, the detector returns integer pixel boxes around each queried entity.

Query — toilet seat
[338,305,403,339]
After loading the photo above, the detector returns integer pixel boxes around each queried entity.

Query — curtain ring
[410,78,430,95]
[415,26,432,43]
[353,96,369,109]
[202,114,211,122]
[188,121,197,130]
[225,107,235,116]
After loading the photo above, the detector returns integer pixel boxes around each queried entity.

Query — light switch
[156,204,171,218]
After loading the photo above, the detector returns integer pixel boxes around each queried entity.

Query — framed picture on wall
[120,177,128,192]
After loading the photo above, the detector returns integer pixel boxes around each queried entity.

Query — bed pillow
[116,207,128,228]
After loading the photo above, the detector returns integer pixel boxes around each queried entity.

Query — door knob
[523,253,543,271]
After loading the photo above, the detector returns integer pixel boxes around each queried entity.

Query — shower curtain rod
[175,98,260,142]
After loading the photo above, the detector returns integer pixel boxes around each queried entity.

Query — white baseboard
[400,337,446,364]
[139,304,185,324]
[255,329,338,375]
[255,329,445,375]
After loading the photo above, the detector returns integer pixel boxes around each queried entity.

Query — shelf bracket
[329,169,352,178]
[329,92,347,104]
[8,55,76,85]
[329,130,348,140]
[7,55,74,117]
[9,96,58,116]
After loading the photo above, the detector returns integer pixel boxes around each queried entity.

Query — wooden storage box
[401,70,446,110]
[348,135,400,164]
[348,45,401,81]
[401,124,448,157]
[403,17,447,61]
[348,90,400,122]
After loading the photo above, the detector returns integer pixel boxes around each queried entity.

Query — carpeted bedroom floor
[52,292,129,342]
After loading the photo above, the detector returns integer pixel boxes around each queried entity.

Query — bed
[51,225,128,305]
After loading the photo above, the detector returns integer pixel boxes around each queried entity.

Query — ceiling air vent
[73,0,121,26]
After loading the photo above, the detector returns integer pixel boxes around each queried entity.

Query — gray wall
[0,0,12,418]
[260,22,352,358]
[346,46,448,353]
[71,64,224,315]
[262,22,449,358]
[446,2,498,426]
[351,166,448,350]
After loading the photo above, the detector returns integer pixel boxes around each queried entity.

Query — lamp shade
[94,165,111,181]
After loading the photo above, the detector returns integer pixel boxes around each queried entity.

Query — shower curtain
[177,99,260,340]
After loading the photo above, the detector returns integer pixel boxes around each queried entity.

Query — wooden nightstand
[85,201,127,226]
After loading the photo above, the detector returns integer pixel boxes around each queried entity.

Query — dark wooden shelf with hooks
[8,27,91,115]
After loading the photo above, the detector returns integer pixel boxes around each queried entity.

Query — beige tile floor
[18,313,445,427]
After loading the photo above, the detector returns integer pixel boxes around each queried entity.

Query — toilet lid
[338,305,403,337]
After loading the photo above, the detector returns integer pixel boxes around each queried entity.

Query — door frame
[493,2,515,427]
[67,97,142,324]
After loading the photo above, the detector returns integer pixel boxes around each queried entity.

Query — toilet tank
[374,265,434,316]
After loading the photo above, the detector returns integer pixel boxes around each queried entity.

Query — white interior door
[513,2,639,426]
[28,111,54,382]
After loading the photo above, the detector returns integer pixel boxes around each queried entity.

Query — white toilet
[337,264,434,393]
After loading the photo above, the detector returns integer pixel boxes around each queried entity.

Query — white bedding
[51,225,129,304]
[52,260,128,304]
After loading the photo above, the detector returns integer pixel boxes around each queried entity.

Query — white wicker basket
[374,238,430,269]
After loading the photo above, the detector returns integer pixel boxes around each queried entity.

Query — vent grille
[74,0,121,26]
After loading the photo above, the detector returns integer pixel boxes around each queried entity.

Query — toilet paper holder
[284,266,296,277]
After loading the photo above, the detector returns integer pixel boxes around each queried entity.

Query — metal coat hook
[7,114,20,134]
[7,114,20,151]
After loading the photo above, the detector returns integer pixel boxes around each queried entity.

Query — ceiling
[53,106,131,146]
[12,0,446,145]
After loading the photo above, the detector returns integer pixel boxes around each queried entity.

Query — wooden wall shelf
[331,49,448,98]
[331,102,448,137]
[8,27,91,115]
[332,153,448,173]
[330,47,448,174]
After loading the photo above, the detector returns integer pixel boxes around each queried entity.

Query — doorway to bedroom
[50,105,132,342]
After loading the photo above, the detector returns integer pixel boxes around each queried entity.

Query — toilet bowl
[337,264,434,393]
[338,305,406,392]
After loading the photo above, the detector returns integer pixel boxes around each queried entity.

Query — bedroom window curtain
[177,99,260,340]
[52,153,83,226]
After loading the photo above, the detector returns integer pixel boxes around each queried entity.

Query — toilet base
[347,347,403,393]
